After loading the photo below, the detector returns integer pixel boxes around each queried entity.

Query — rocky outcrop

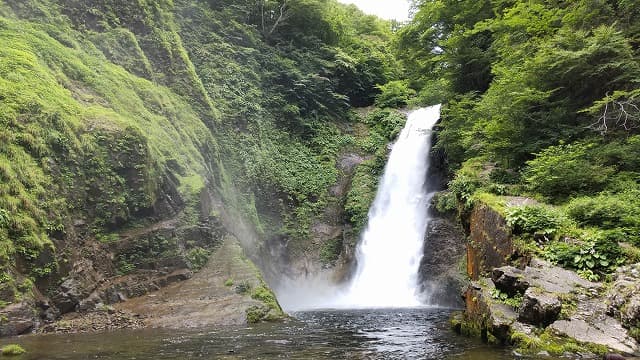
[467,203,515,280]
[457,198,640,356]
[461,259,640,355]
[607,264,640,331]
[117,234,284,327]
[418,217,466,307]
[0,301,38,336]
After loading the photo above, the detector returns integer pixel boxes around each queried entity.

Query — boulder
[0,302,37,336]
[491,266,529,296]
[524,258,600,294]
[518,287,561,327]
[607,264,640,328]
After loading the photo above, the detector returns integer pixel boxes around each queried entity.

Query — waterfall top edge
[404,104,442,133]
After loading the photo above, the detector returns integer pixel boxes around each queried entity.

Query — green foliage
[374,80,415,109]
[524,143,613,202]
[433,191,457,214]
[319,237,342,265]
[1,344,26,356]
[566,191,640,245]
[506,205,565,239]
[448,174,480,210]
[490,288,523,309]
[543,236,623,281]
[186,247,210,271]
[224,278,233,287]
[345,159,379,231]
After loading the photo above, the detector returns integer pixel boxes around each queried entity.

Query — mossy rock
[1,344,26,356]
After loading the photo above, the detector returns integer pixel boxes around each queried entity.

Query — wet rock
[0,302,37,336]
[418,218,466,307]
[492,266,529,296]
[518,287,561,327]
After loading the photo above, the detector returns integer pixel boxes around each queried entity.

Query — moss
[511,329,609,356]
[246,282,285,323]
[1,344,26,356]
[473,192,508,216]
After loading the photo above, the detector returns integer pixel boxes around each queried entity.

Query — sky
[337,0,411,21]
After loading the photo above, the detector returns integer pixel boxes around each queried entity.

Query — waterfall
[337,105,441,308]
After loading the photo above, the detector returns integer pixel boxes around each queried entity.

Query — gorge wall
[0,0,400,334]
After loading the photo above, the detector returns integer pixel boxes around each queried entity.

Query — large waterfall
[337,105,441,308]
[275,105,441,310]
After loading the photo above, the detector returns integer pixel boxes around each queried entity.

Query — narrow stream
[2,308,525,359]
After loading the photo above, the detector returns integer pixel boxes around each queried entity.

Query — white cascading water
[335,104,441,308]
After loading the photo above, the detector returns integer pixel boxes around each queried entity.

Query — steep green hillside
[0,0,401,326]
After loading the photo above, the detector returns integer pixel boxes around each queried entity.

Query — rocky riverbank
[453,196,640,358]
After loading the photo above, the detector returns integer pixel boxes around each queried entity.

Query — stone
[0,302,37,336]
[492,266,529,296]
[524,259,600,294]
[550,318,639,356]
[52,278,85,313]
[607,264,640,328]
[518,287,561,327]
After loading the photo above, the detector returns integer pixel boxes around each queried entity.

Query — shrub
[506,205,564,239]
[566,192,640,246]
[448,174,480,210]
[543,235,623,280]
[524,143,613,202]
[374,80,416,109]
[186,247,210,271]
[433,191,457,214]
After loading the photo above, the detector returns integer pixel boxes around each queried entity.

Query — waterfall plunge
[275,105,441,311]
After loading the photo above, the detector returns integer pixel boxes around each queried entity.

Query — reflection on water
[1,308,528,359]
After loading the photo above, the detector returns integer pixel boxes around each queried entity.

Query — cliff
[0,0,397,334]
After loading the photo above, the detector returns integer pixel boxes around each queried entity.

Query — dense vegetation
[0,0,403,307]
[399,0,640,281]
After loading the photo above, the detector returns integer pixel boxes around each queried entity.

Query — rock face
[118,235,284,327]
[467,203,516,280]
[0,302,38,336]
[418,217,466,307]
